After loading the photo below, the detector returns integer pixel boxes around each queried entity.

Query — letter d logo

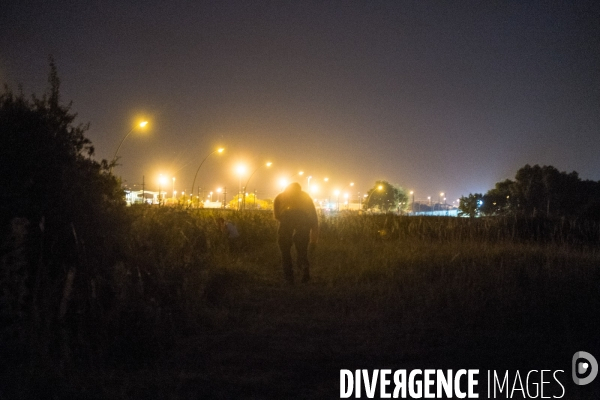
[572,351,598,385]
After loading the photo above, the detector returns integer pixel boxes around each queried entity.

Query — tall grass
[2,208,598,398]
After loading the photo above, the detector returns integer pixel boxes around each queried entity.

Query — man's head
[285,182,302,194]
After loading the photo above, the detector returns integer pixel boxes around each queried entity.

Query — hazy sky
[2,0,599,203]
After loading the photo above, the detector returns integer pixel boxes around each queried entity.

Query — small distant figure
[217,217,240,252]
[273,182,319,284]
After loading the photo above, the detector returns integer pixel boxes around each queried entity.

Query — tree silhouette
[480,164,600,219]
[0,59,127,376]
[364,180,407,212]
[458,193,483,218]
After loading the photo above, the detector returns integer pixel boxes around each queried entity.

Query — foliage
[227,193,273,210]
[242,193,273,210]
[0,60,127,389]
[3,203,600,397]
[481,164,600,219]
[479,179,513,215]
[458,193,483,217]
[363,180,408,211]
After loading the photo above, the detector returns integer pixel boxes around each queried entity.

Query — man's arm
[309,225,319,244]
[273,195,281,221]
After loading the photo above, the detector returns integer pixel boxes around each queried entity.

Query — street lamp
[158,174,168,206]
[290,170,304,180]
[172,177,176,200]
[236,164,247,210]
[279,178,288,192]
[365,185,383,211]
[111,120,148,171]
[243,162,272,210]
[410,191,414,213]
[190,147,224,207]
[334,190,340,211]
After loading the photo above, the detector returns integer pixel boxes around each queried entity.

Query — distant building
[411,209,459,217]
[203,201,223,209]
[125,190,160,205]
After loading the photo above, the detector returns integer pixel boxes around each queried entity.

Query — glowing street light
[236,164,247,210]
[243,162,272,210]
[365,185,383,211]
[111,120,148,171]
[410,191,414,213]
[190,147,224,207]
[290,170,304,180]
[158,174,168,205]
[279,178,288,192]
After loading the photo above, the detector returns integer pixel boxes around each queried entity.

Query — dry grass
[3,209,599,399]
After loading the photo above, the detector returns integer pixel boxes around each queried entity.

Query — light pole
[172,177,176,201]
[290,170,304,180]
[410,191,414,214]
[190,148,224,208]
[236,164,247,210]
[334,190,340,211]
[243,162,272,210]
[111,120,148,171]
[365,185,383,211]
[158,174,167,206]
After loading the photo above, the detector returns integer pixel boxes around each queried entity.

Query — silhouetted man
[273,182,319,284]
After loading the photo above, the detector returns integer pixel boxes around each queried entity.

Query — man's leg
[278,226,294,284]
[293,227,311,283]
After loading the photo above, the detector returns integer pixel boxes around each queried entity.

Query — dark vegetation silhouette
[363,180,408,211]
[460,164,600,220]
[0,60,132,395]
[1,65,599,399]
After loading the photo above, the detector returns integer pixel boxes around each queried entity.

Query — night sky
[2,0,599,203]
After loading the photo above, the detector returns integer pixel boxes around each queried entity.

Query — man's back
[274,183,317,229]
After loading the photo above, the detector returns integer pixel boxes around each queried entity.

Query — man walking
[273,182,319,284]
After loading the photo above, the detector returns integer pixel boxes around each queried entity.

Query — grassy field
[3,209,599,399]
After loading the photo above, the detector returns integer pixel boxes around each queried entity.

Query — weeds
[1,209,599,398]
